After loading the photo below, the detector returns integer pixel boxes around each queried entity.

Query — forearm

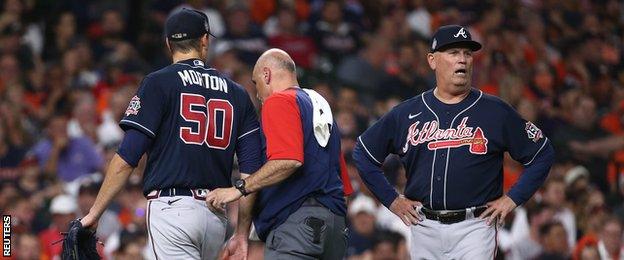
[43,147,61,176]
[235,174,256,236]
[588,135,624,155]
[88,153,134,218]
[245,159,301,193]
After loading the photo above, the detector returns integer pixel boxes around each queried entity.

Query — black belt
[146,188,209,200]
[421,206,487,224]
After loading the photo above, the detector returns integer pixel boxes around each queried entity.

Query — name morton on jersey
[177,69,228,93]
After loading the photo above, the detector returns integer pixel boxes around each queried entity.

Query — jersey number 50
[179,93,233,150]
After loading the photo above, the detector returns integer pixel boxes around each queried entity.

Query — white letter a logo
[454,28,468,38]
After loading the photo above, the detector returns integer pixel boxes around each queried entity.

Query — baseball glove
[60,219,101,260]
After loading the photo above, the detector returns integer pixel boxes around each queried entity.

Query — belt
[146,188,209,200]
[421,206,487,224]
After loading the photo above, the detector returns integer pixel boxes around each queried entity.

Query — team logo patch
[525,121,543,142]
[402,117,488,155]
[125,95,141,116]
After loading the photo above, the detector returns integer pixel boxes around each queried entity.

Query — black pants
[264,198,347,260]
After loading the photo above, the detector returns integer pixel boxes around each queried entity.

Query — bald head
[255,48,296,74]
[252,48,299,102]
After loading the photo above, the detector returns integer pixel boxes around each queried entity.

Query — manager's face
[428,46,474,93]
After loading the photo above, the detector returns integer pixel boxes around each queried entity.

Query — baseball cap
[430,25,482,52]
[564,165,589,185]
[50,194,77,215]
[164,8,215,41]
[348,195,377,216]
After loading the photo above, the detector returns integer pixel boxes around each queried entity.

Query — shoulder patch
[125,95,141,116]
[525,121,543,142]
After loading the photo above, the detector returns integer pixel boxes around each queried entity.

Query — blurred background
[0,0,623,259]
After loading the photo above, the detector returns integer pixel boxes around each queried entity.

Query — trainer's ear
[262,67,271,85]
[427,52,436,70]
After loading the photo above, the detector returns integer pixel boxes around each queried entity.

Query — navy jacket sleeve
[507,143,554,205]
[353,112,400,208]
[503,105,554,205]
[119,75,167,138]
[235,90,262,174]
[117,129,153,167]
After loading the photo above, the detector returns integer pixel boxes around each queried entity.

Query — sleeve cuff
[380,190,400,209]
[506,191,524,207]
[119,120,156,138]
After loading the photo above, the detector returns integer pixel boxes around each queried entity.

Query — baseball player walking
[352,25,555,259]
[206,48,353,259]
[79,8,262,259]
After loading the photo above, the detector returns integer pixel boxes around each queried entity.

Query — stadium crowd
[0,0,623,259]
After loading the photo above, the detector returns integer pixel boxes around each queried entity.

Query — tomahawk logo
[402,117,488,154]
[454,28,468,38]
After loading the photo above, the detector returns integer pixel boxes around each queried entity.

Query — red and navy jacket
[253,87,352,241]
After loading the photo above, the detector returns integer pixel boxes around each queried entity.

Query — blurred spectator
[97,86,133,147]
[369,230,406,260]
[309,0,360,70]
[28,114,104,182]
[573,234,599,260]
[336,38,390,98]
[91,9,127,61]
[380,43,428,100]
[0,53,22,92]
[542,177,577,249]
[15,233,40,260]
[68,90,99,142]
[112,228,147,260]
[347,194,379,258]
[267,6,317,69]
[42,11,77,61]
[565,166,591,202]
[5,196,36,234]
[597,216,623,260]
[536,221,570,260]
[39,194,77,259]
[578,245,600,260]
[500,202,555,260]
[553,95,610,192]
[0,110,28,169]
[406,0,431,37]
[221,3,268,65]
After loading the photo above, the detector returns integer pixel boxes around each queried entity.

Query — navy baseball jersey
[356,88,551,210]
[120,58,261,195]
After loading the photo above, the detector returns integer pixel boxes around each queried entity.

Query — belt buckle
[439,215,456,224]
[192,188,208,200]
[439,210,463,224]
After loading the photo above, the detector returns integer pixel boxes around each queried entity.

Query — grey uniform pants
[264,198,348,260]
[145,196,227,260]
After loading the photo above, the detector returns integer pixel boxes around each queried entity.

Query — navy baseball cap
[164,8,215,41]
[430,25,482,52]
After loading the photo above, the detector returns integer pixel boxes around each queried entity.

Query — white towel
[303,89,333,147]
